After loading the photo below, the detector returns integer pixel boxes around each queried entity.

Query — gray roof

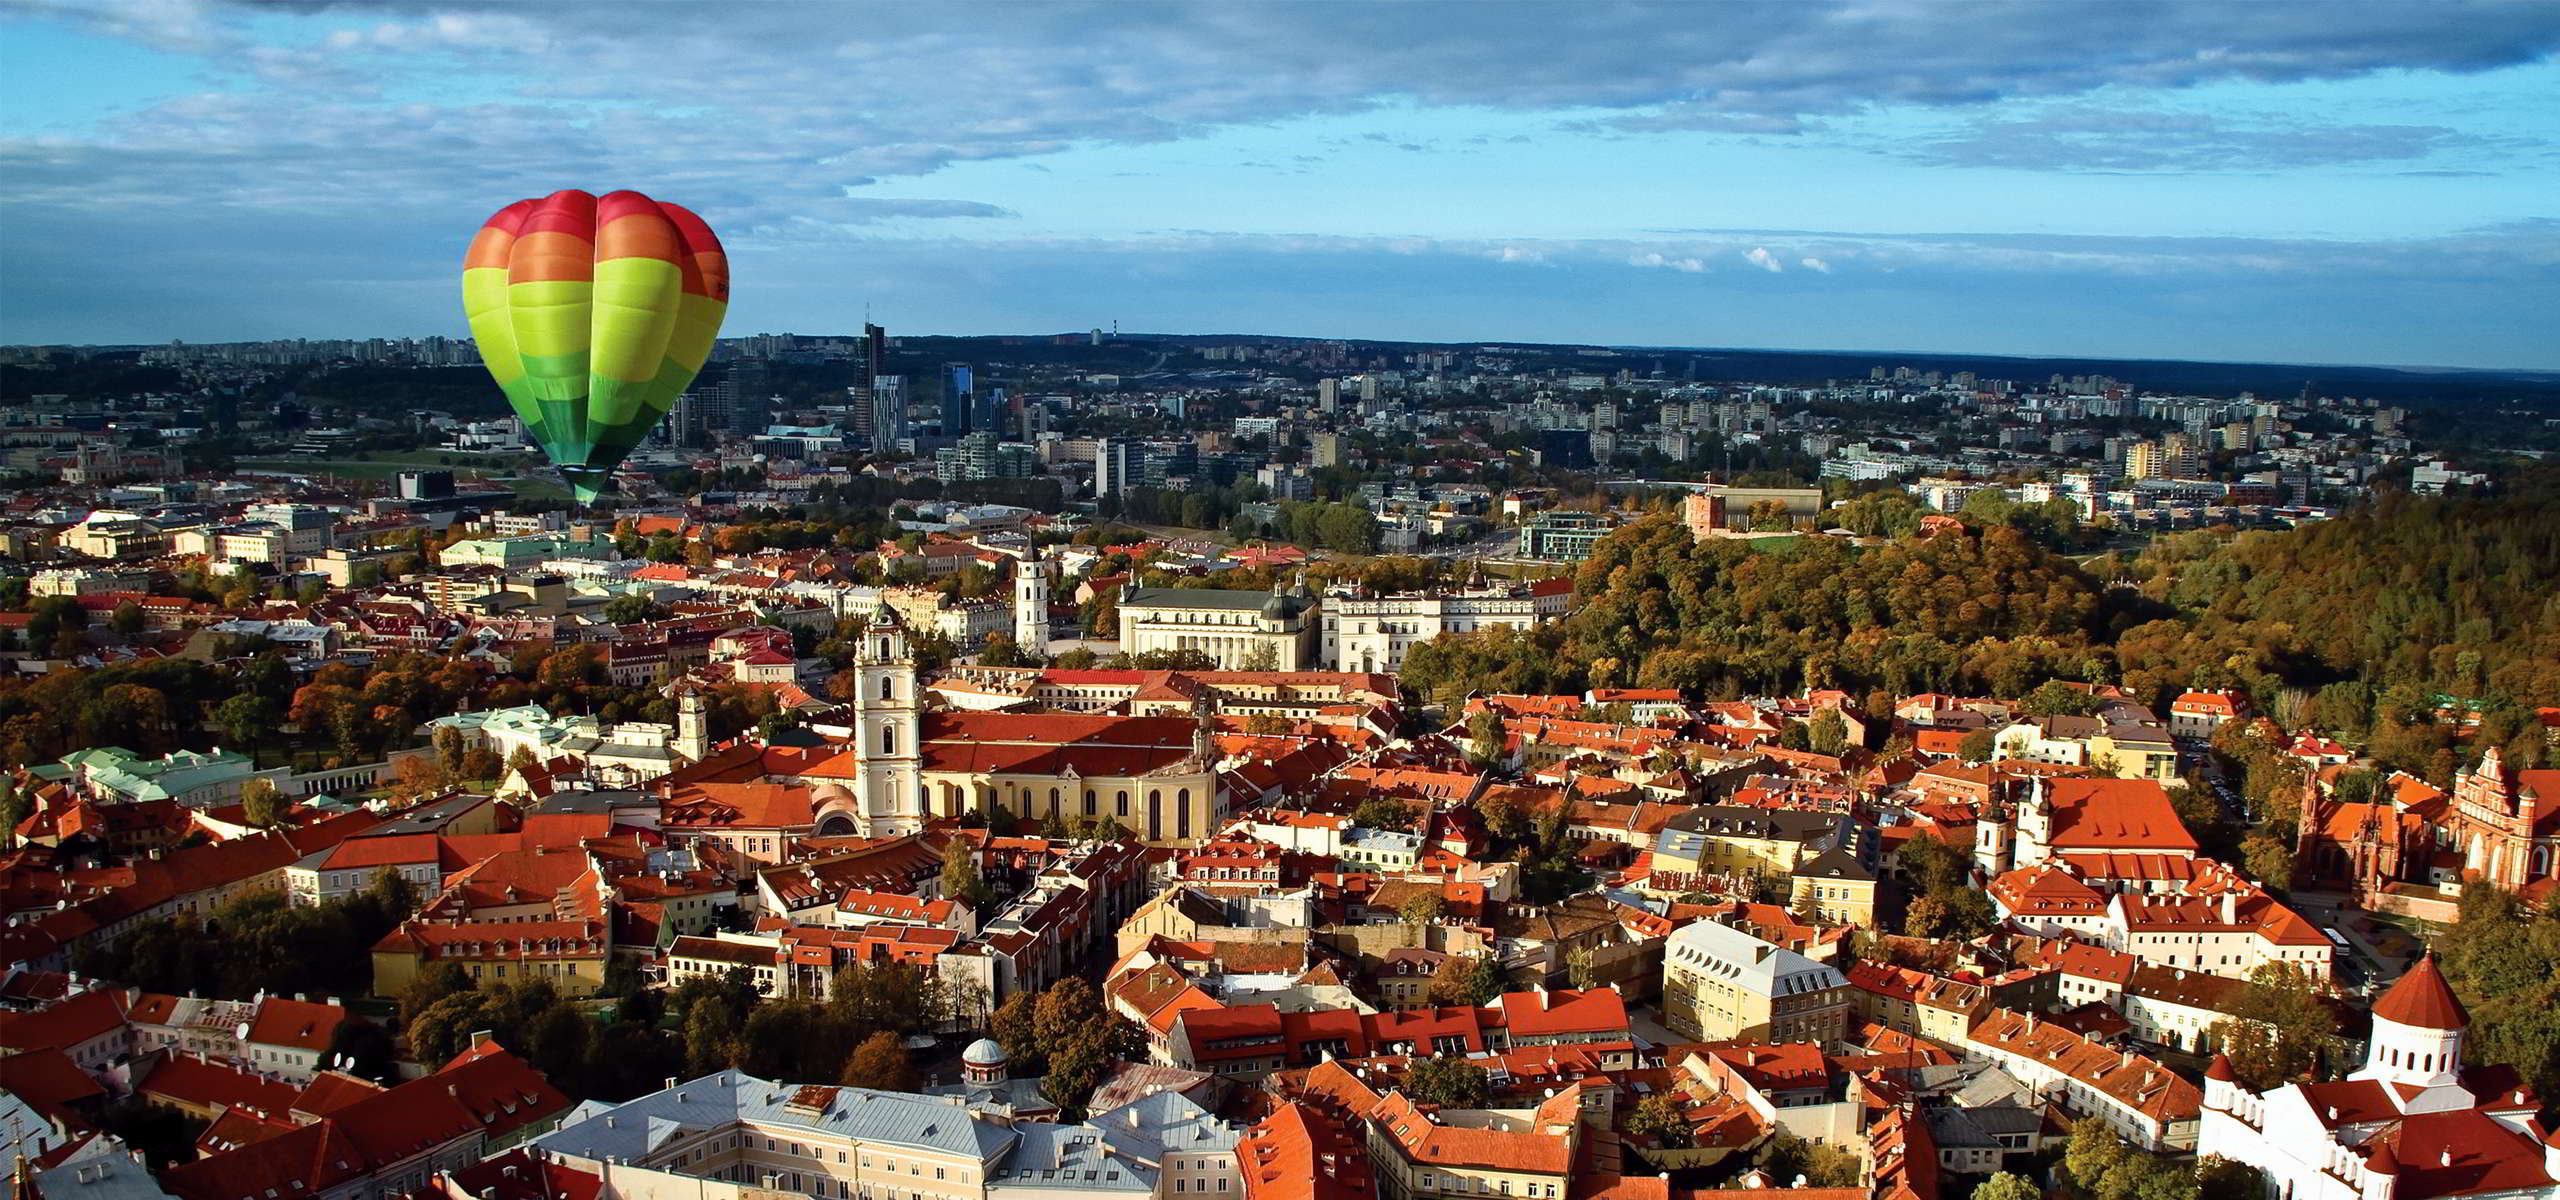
[1665,918,1848,997]
[1089,1090,1237,1163]
[987,1122,1156,1195]
[1118,586,1281,612]
[539,1070,1019,1165]
[534,789,658,814]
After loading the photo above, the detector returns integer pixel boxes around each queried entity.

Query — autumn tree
[1623,1092,1692,1149]
[1424,955,1507,1006]
[840,1031,919,1090]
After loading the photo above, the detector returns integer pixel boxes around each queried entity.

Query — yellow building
[371,918,611,998]
[1662,917,1853,1047]
[1646,805,1845,893]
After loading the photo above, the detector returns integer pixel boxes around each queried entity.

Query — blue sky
[3,0,2556,368]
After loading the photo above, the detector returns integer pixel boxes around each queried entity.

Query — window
[881,675,896,701]
[1116,791,1129,817]
[882,725,897,756]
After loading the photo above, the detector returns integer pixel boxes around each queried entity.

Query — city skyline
[3,0,2558,368]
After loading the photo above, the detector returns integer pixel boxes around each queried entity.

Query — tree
[603,592,657,625]
[1399,891,1446,927]
[2022,679,2104,717]
[460,744,501,782]
[1622,1091,1692,1148]
[507,744,538,780]
[1466,708,1506,767]
[1958,727,1999,763]
[433,725,467,775]
[1424,955,1507,1006]
[1807,708,1848,756]
[214,693,274,749]
[399,961,475,1027]
[2240,833,2294,895]
[238,777,286,829]
[109,600,146,635]
[1566,945,1599,990]
[840,1030,919,1090]
[1352,796,1417,832]
[1754,1129,1863,1187]
[1976,1173,2042,1200]
[0,780,27,848]
[940,840,998,911]
[361,866,418,928]
[2064,1120,2128,1188]
[2435,884,2560,1106]
[2196,1157,2266,1200]
[1404,1058,1489,1108]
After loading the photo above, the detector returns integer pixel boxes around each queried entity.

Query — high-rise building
[1317,378,1340,413]
[850,323,888,447]
[941,363,975,435]
[1310,432,1344,468]
[869,375,909,451]
[1093,437,1133,498]
[717,359,772,436]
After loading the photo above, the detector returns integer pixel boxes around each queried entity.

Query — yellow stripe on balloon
[460,266,524,385]
[590,256,683,386]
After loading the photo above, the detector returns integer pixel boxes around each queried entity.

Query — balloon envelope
[462,189,728,502]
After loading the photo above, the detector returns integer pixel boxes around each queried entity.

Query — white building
[1117,582,1316,671]
[2199,956,2558,1200]
[1318,581,1566,673]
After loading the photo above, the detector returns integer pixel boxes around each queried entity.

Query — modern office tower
[850,323,889,447]
[942,363,975,434]
[1093,437,1133,498]
[870,375,909,451]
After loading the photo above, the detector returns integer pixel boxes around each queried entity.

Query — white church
[2199,954,2559,1200]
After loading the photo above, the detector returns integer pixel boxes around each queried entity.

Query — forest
[1401,477,2560,778]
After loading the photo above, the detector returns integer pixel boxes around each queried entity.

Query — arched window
[1116,791,1130,817]
[880,724,897,756]
[881,675,896,702]
[1049,787,1062,814]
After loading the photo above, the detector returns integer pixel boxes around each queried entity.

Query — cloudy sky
[4,0,2557,368]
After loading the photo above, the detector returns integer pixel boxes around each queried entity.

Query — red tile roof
[2372,955,2467,1031]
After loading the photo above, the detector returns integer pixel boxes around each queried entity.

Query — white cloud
[1630,252,1707,273]
[1744,247,1785,272]
[1801,257,1833,273]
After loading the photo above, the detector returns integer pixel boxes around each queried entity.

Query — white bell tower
[672,681,711,763]
[1014,545,1051,657]
[852,606,922,834]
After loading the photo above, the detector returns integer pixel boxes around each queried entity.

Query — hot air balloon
[461,189,728,503]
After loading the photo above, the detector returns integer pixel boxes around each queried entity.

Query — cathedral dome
[962,1038,1007,1067]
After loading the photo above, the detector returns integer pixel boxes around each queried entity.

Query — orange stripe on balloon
[659,202,729,300]
[465,198,538,270]
[509,230,596,284]
[596,210,682,264]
